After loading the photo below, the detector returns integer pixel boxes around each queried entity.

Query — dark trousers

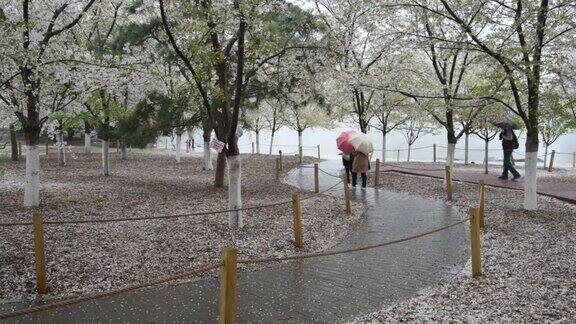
[352,172,367,187]
[502,149,520,178]
[343,158,353,184]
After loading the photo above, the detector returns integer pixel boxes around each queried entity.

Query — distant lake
[160,124,576,168]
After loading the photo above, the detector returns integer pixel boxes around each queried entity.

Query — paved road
[3,160,468,323]
[380,163,576,204]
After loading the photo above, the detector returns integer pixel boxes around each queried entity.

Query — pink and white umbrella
[336,130,373,155]
[336,130,355,155]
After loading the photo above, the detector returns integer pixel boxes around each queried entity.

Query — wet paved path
[380,163,576,204]
[4,160,468,324]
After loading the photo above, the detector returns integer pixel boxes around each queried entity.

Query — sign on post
[210,138,225,153]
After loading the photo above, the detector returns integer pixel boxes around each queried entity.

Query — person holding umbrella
[496,122,521,180]
[337,130,373,188]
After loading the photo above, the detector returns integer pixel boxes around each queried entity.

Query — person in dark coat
[499,128,521,180]
[342,153,354,184]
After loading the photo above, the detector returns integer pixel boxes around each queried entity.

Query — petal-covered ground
[0,151,363,302]
[354,171,576,323]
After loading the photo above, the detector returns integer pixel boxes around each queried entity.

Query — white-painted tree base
[464,133,469,165]
[227,155,243,228]
[84,133,91,154]
[445,143,456,185]
[484,140,489,174]
[175,134,182,163]
[203,141,213,170]
[446,143,456,169]
[102,140,110,176]
[57,132,66,166]
[24,145,40,207]
[524,151,538,210]
[382,132,387,162]
[269,134,275,155]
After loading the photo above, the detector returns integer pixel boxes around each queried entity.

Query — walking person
[342,153,354,184]
[499,127,521,180]
[352,150,370,188]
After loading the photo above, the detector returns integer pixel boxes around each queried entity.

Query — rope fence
[0,178,342,228]
[0,157,489,321]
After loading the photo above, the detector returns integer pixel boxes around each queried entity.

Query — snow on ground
[352,171,576,323]
[0,151,363,302]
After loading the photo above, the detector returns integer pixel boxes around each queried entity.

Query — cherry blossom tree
[159,0,321,228]
[0,0,98,206]
[414,0,576,209]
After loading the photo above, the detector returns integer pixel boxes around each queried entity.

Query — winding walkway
[3,160,468,323]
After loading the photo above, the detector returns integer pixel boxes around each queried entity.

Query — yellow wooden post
[317,145,321,161]
[291,193,303,247]
[314,163,319,193]
[374,158,380,186]
[299,146,303,164]
[219,247,237,324]
[397,149,400,162]
[478,180,485,228]
[275,157,280,180]
[433,144,437,163]
[33,213,47,294]
[548,150,555,172]
[278,150,283,171]
[445,165,453,201]
[343,174,351,213]
[18,142,22,159]
[469,208,482,278]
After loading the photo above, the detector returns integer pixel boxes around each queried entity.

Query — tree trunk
[121,137,127,160]
[407,144,412,162]
[10,124,18,161]
[227,155,243,228]
[381,130,387,162]
[543,145,548,169]
[202,123,213,170]
[84,132,92,154]
[101,140,110,176]
[524,150,538,210]
[203,141,213,170]
[298,130,303,148]
[186,129,193,152]
[57,131,66,166]
[269,131,275,155]
[446,142,456,170]
[464,133,469,165]
[24,145,40,207]
[484,139,489,175]
[214,152,226,187]
[523,127,539,210]
[255,130,260,154]
[175,134,182,163]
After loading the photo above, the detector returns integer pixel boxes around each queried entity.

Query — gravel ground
[0,151,362,302]
[353,171,576,323]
